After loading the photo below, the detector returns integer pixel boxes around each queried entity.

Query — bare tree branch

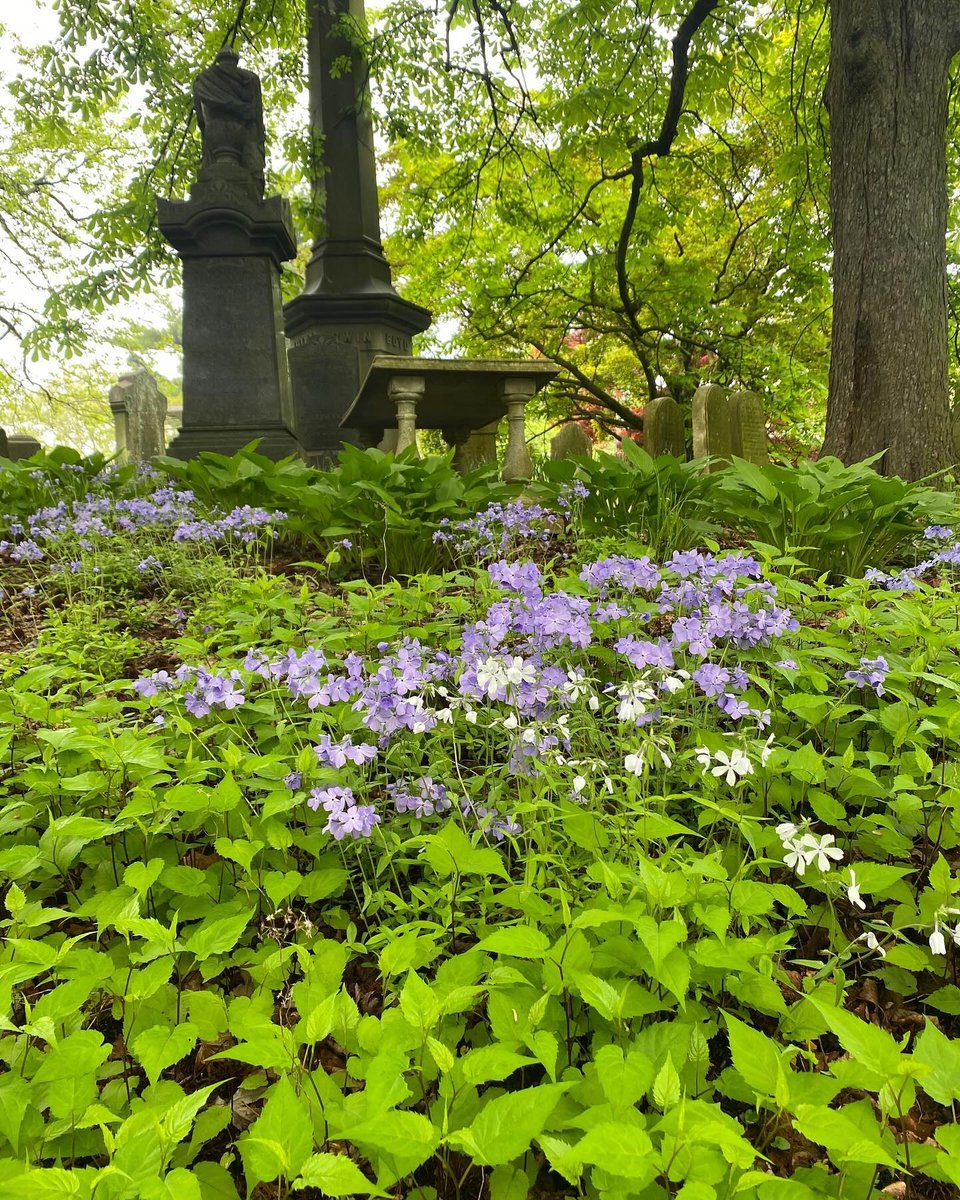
[615,0,721,336]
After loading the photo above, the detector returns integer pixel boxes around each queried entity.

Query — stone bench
[342,357,559,481]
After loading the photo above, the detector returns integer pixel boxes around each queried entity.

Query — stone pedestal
[158,170,301,460]
[284,295,430,464]
[388,374,424,455]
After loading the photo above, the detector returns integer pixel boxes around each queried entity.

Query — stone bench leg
[501,377,536,482]
[387,375,424,456]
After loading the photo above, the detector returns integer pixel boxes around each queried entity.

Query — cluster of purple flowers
[434,487,586,560]
[0,483,284,565]
[307,785,379,840]
[133,665,245,716]
[131,544,810,845]
[388,776,451,817]
[843,655,889,697]
[864,525,960,592]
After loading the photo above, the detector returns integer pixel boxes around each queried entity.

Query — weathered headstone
[550,423,592,459]
[6,434,41,460]
[0,428,8,458]
[453,421,499,472]
[157,48,300,460]
[109,369,167,462]
[728,390,769,465]
[692,383,734,470]
[644,395,686,458]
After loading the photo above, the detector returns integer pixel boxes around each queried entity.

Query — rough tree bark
[822,0,960,480]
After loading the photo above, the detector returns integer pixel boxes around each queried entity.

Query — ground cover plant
[2,450,960,1200]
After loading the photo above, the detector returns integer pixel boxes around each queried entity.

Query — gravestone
[0,428,7,458]
[728,390,769,465]
[6,434,41,460]
[284,0,430,463]
[157,48,301,460]
[550,423,592,459]
[109,369,167,462]
[644,395,685,458]
[692,383,734,470]
[453,422,499,472]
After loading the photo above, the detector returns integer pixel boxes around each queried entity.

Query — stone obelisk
[284,0,431,463]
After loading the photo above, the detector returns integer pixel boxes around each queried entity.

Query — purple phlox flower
[285,771,303,791]
[692,663,730,697]
[924,526,953,540]
[844,655,889,696]
[308,785,378,839]
[201,672,246,710]
[580,556,660,595]
[615,635,674,669]
[389,776,451,818]
[133,670,175,697]
[314,733,378,768]
[717,692,752,721]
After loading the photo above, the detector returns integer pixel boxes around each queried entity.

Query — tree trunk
[822,0,960,480]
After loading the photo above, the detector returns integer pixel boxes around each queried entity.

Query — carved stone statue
[193,46,266,195]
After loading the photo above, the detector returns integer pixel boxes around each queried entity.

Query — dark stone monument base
[158,173,302,463]
[165,423,302,461]
[284,291,431,465]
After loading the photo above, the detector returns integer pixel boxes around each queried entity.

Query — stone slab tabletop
[341,356,559,430]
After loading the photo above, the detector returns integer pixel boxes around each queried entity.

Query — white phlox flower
[846,869,866,910]
[711,749,753,785]
[930,921,947,957]
[799,833,843,872]
[760,734,776,767]
[624,751,645,777]
[859,930,886,956]
[504,656,538,687]
[695,746,713,769]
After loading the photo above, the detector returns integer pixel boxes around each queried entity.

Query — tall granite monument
[284,0,431,464]
[158,47,301,459]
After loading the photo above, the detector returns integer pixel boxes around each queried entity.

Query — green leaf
[5,883,26,916]
[725,1013,785,1099]
[809,999,903,1078]
[184,907,255,961]
[32,1031,110,1119]
[792,1102,897,1167]
[575,1120,656,1180]
[913,1021,960,1104]
[400,971,441,1031]
[475,927,550,958]
[295,1153,382,1196]
[339,1110,440,1180]
[652,1056,681,1110]
[239,1076,314,1188]
[446,1084,569,1166]
[131,1022,199,1086]
[457,1045,536,1087]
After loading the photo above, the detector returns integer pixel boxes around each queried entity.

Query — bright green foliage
[2,447,960,1198]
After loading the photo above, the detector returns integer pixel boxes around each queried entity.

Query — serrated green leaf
[446,1084,569,1166]
[294,1153,382,1195]
[131,1022,199,1086]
